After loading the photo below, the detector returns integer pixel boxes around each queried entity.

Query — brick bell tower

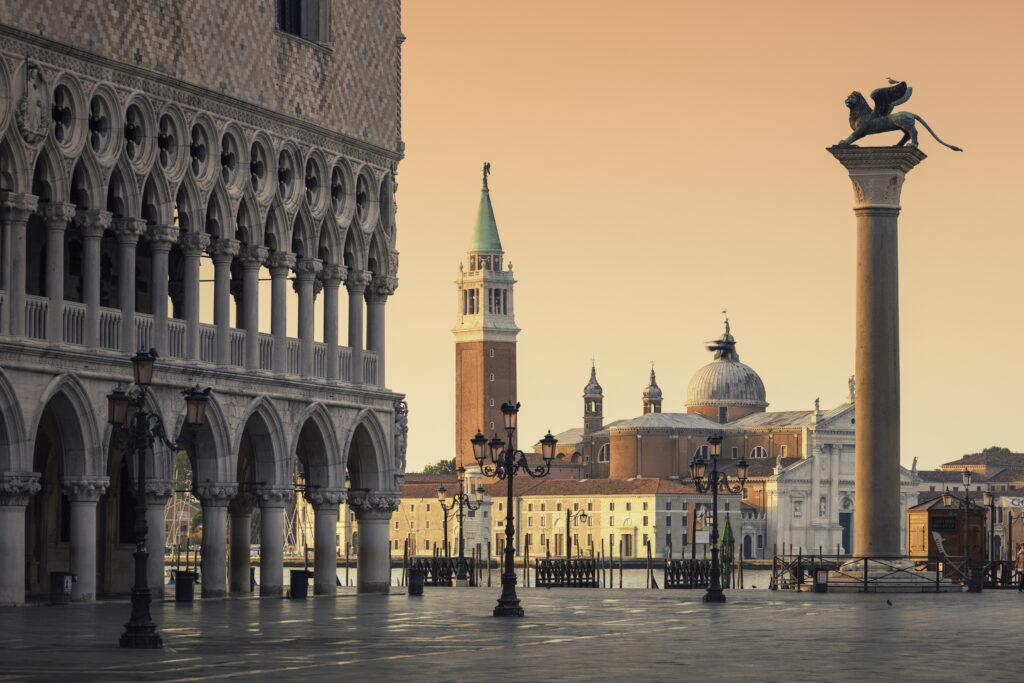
[454,163,519,469]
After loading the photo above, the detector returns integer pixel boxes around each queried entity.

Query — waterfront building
[0,0,406,605]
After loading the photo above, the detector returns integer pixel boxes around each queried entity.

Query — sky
[388,0,1024,473]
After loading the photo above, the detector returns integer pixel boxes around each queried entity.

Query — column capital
[0,191,39,219]
[146,224,180,250]
[62,476,110,503]
[144,479,176,506]
[0,472,41,506]
[265,251,296,276]
[305,487,347,510]
[208,238,240,263]
[827,146,926,210]
[294,257,323,281]
[178,230,211,256]
[196,483,238,506]
[318,263,347,287]
[75,209,113,238]
[38,201,77,229]
[255,486,294,507]
[112,217,147,245]
[228,492,257,515]
[366,275,398,303]
[344,269,372,294]
[238,244,269,270]
[347,490,399,519]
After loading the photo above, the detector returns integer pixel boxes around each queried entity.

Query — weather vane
[483,161,491,189]
[836,79,962,151]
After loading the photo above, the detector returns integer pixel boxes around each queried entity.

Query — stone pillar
[294,258,322,377]
[345,270,372,383]
[62,477,109,601]
[112,218,145,353]
[319,264,346,380]
[146,225,179,355]
[365,275,397,386]
[40,202,76,343]
[179,232,210,360]
[266,252,295,374]
[0,192,38,337]
[830,146,925,557]
[306,488,346,595]
[0,473,41,606]
[238,245,268,370]
[209,239,240,366]
[145,480,175,599]
[197,484,235,598]
[228,494,255,593]
[76,210,112,348]
[348,491,399,593]
[256,487,292,597]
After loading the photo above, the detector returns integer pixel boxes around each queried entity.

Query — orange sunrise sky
[385,0,1024,472]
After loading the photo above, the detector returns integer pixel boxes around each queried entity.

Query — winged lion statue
[837,81,962,151]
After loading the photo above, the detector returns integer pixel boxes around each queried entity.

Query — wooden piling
[618,539,623,589]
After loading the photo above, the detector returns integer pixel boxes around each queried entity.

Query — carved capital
[144,479,176,506]
[62,477,110,503]
[39,201,77,230]
[75,209,113,238]
[178,230,211,256]
[0,472,41,507]
[0,191,39,222]
[347,490,399,518]
[208,238,241,262]
[238,244,269,269]
[146,224,180,249]
[196,483,238,506]
[265,251,296,276]
[828,147,926,210]
[255,486,294,508]
[305,487,347,510]
[366,275,398,302]
[228,492,257,515]
[318,263,347,287]
[294,257,323,281]
[344,269,372,294]
[112,217,146,245]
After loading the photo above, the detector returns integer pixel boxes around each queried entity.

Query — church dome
[643,368,662,399]
[685,321,767,409]
[583,364,602,397]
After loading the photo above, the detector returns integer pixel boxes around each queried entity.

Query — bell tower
[454,164,519,469]
[583,364,603,435]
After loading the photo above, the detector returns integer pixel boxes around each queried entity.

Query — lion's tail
[915,115,963,152]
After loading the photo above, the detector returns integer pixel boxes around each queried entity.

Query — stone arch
[291,205,315,259]
[233,396,288,489]
[291,403,344,490]
[317,217,341,265]
[263,197,287,251]
[70,151,103,211]
[367,226,390,277]
[342,222,366,270]
[204,184,231,238]
[0,366,28,471]
[31,143,68,204]
[174,174,201,232]
[342,409,391,491]
[30,373,102,478]
[176,392,232,487]
[235,190,261,245]
[141,168,173,226]
[105,159,139,219]
[0,134,29,193]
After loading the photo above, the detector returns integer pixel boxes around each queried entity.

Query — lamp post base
[493,601,525,617]
[703,587,727,603]
[119,630,163,649]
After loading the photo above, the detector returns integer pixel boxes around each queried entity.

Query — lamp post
[472,401,555,617]
[107,349,211,648]
[565,506,587,560]
[689,434,747,603]
[438,466,485,582]
[942,467,982,592]
[983,489,995,584]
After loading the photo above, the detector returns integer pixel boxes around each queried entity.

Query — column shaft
[42,204,75,343]
[114,218,145,353]
[147,226,178,355]
[295,258,322,377]
[349,492,398,594]
[0,474,39,606]
[267,253,295,374]
[77,211,110,348]
[144,482,174,599]
[210,240,240,366]
[320,264,344,380]
[179,232,209,360]
[229,510,252,593]
[313,505,339,595]
[2,193,37,337]
[346,271,371,383]
[258,491,289,597]
[239,246,268,370]
[197,485,235,598]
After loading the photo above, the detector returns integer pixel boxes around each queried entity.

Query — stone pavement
[1,587,1022,681]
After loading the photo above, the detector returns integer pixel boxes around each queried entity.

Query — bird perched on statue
[886,77,900,84]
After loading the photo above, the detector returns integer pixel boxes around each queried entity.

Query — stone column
[345,270,372,384]
[197,484,235,598]
[112,218,145,353]
[306,488,346,595]
[238,245,268,370]
[0,473,41,606]
[256,487,292,597]
[319,264,345,380]
[365,275,397,386]
[76,210,112,348]
[146,225,179,355]
[0,192,38,337]
[294,258,322,377]
[228,493,255,593]
[62,477,109,601]
[266,252,295,374]
[40,202,76,343]
[145,480,175,599]
[208,239,240,366]
[179,232,210,360]
[348,490,399,593]
[830,146,925,557]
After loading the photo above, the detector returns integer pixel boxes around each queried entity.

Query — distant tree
[423,458,456,474]
[982,446,1012,454]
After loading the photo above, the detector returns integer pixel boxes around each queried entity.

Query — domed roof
[685,321,767,408]
[643,368,663,400]
[583,364,603,397]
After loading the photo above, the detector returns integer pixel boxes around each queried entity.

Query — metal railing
[664,559,711,589]
[408,557,477,586]
[534,558,599,587]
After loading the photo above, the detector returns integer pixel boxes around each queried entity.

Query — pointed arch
[106,158,139,218]
[70,151,103,211]
[31,143,68,204]
[141,166,173,226]
[175,392,232,486]
[235,190,261,245]
[317,217,341,265]
[174,174,201,232]
[0,366,28,471]
[204,183,231,238]
[29,373,102,478]
[341,408,391,492]
[290,403,344,489]
[342,222,366,271]
[367,226,390,277]
[233,396,288,488]
[263,196,287,251]
[291,204,315,259]
[0,134,29,193]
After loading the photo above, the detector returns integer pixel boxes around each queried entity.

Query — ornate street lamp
[108,349,211,648]
[472,401,555,616]
[943,477,983,593]
[983,489,995,583]
[689,434,746,603]
[565,506,587,560]
[437,466,485,583]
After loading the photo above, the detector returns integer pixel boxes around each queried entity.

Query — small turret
[642,365,663,414]
[583,363,603,435]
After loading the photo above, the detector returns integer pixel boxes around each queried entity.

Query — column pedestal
[63,478,109,601]
[349,491,399,594]
[256,487,292,597]
[0,473,41,606]
[829,146,925,557]
[197,484,235,598]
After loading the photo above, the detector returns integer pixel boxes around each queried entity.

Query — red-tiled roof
[941,452,1024,469]
[403,472,458,484]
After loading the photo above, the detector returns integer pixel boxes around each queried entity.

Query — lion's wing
[870,82,909,116]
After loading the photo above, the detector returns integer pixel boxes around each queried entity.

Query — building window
[681,533,687,547]
[732,447,738,459]
[394,521,399,529]
[781,445,787,457]
[276,0,329,43]
[573,502,579,511]
[643,502,648,510]
[793,500,802,517]
[757,534,763,548]
[718,406,728,423]
[490,398,495,407]
[557,503,563,511]
[425,539,430,550]
[410,504,414,512]
[695,445,709,459]
[609,503,615,511]
[751,446,769,459]
[528,517,534,527]
[643,516,648,526]
[528,503,533,512]
[425,520,430,529]
[598,444,610,463]
[498,502,503,511]
[587,502,593,511]
[489,348,495,358]
[666,502,672,511]
[609,516,614,526]
[666,516,671,527]
[426,504,430,511]
[540,517,546,527]
[489,421,494,430]
[643,533,649,547]
[483,511,488,518]
[625,503,631,511]
[489,373,494,382]
[540,503,546,512]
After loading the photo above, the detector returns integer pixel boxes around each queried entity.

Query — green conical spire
[721,516,735,545]
[469,162,503,253]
